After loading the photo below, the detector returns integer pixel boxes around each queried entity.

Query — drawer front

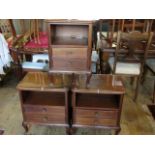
[52,48,87,59]
[74,109,118,126]
[23,105,65,115]
[75,109,118,119]
[75,117,117,126]
[24,113,66,124]
[52,58,87,70]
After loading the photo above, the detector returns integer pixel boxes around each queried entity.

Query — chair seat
[32,54,49,63]
[22,62,48,71]
[146,59,155,72]
[109,57,141,75]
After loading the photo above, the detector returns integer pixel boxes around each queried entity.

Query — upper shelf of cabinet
[48,24,90,47]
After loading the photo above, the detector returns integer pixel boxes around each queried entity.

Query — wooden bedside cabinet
[72,74,125,134]
[17,72,72,134]
[46,19,93,73]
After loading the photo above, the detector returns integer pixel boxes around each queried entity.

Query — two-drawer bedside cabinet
[46,19,93,74]
[17,72,72,134]
[72,74,125,134]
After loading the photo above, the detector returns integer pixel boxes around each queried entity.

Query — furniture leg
[0,129,4,135]
[66,127,74,135]
[153,80,155,103]
[130,77,135,85]
[22,122,29,133]
[115,128,121,135]
[67,127,76,135]
[134,76,140,102]
[141,65,148,84]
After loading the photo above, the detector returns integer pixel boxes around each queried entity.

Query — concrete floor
[0,73,155,135]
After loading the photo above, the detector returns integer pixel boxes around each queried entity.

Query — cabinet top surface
[17,72,125,94]
[45,19,94,24]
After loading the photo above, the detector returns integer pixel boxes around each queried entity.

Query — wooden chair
[0,19,16,39]
[96,19,118,73]
[143,33,155,103]
[108,31,153,101]
[97,19,117,49]
[120,19,152,33]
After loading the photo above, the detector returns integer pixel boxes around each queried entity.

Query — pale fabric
[96,32,108,49]
[0,33,12,74]
[22,62,47,70]
[91,50,99,73]
[109,57,141,75]
[32,54,49,63]
[96,31,117,49]
[146,59,155,72]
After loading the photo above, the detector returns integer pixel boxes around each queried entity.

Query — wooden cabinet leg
[66,127,76,135]
[0,129,4,135]
[22,122,29,133]
[115,129,121,135]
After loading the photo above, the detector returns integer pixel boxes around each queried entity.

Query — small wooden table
[72,74,125,134]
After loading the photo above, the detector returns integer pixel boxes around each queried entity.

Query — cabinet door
[51,48,88,71]
[52,48,87,59]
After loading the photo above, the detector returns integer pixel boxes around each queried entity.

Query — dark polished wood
[46,19,93,73]
[17,72,73,133]
[0,129,4,135]
[71,74,125,134]
[17,72,125,134]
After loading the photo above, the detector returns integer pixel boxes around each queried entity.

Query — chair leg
[153,80,155,103]
[141,65,148,84]
[134,76,140,102]
[130,77,135,85]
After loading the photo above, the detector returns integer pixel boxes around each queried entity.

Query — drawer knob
[94,119,99,125]
[43,116,48,121]
[95,112,99,117]
[67,51,73,54]
[42,108,47,112]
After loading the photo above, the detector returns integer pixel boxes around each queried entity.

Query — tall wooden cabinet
[46,20,93,73]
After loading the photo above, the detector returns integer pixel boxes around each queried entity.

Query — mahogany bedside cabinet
[71,74,125,134]
[17,72,72,134]
[46,19,93,74]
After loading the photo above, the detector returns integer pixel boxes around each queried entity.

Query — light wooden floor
[0,74,155,135]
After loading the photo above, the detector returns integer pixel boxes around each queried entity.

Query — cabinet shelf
[76,93,120,110]
[52,37,88,47]
[22,91,65,106]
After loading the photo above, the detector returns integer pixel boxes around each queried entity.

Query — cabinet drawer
[23,105,65,115]
[75,117,117,126]
[74,109,118,126]
[52,58,87,70]
[52,48,87,59]
[75,109,118,119]
[24,113,66,124]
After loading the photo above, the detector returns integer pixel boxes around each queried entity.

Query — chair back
[0,19,16,39]
[113,31,153,73]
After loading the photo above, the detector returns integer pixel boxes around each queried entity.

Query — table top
[73,74,125,94]
[17,72,125,94]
